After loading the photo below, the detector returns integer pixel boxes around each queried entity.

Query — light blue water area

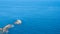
[0,0,60,34]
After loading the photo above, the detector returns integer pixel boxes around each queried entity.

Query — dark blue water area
[0,0,60,34]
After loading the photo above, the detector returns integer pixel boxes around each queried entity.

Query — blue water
[0,0,60,34]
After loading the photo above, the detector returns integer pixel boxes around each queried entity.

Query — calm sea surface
[0,0,60,34]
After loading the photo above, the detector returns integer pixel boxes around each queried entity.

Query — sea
[0,0,60,34]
